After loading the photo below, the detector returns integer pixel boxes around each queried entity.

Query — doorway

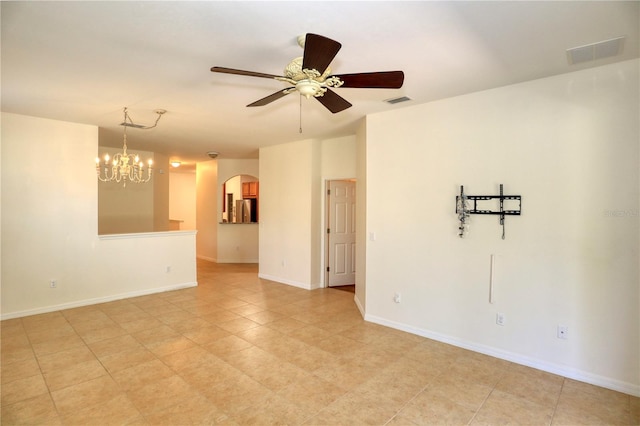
[326,179,356,287]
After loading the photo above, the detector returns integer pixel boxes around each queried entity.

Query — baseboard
[309,282,323,290]
[1,282,198,320]
[216,258,259,264]
[353,294,365,318]
[258,273,312,290]
[365,313,640,397]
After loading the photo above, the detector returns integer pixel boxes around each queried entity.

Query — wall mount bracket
[456,184,521,239]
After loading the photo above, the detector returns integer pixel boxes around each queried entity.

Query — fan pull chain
[299,94,303,134]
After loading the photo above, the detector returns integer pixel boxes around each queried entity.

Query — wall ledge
[99,230,197,240]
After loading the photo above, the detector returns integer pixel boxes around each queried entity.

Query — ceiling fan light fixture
[296,80,322,99]
[210,33,404,113]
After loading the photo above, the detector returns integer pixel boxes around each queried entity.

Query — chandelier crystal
[96,107,153,187]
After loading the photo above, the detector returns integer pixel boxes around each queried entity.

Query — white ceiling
[2,1,638,170]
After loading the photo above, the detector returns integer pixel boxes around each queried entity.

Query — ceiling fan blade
[211,66,281,79]
[302,34,342,76]
[316,88,352,114]
[247,89,294,107]
[333,71,405,89]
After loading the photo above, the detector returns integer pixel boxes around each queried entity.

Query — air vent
[567,36,625,65]
[385,96,411,105]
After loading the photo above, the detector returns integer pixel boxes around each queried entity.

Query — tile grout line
[110,299,229,423]
[466,385,496,425]
[383,386,429,425]
[548,378,567,426]
[22,315,71,422]
[4,264,635,425]
[382,366,445,425]
[83,312,154,425]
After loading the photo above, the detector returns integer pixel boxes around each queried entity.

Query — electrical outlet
[557,325,568,339]
[49,280,57,288]
[496,313,506,326]
[394,293,401,303]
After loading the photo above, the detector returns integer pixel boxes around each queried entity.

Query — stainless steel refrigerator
[235,199,255,223]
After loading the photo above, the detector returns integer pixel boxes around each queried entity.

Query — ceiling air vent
[385,96,411,105]
[566,36,625,65]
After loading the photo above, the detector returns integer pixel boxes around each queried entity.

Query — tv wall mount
[456,184,521,239]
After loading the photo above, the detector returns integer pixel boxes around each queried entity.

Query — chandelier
[96,107,163,187]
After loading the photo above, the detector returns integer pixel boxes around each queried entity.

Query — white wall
[259,136,357,289]
[310,140,322,289]
[97,146,155,234]
[321,135,357,179]
[320,135,357,287]
[97,147,170,235]
[259,139,318,288]
[195,160,218,261]
[363,60,639,395]
[1,113,197,318]
[153,152,170,233]
[169,171,196,231]
[217,223,259,263]
[355,121,367,315]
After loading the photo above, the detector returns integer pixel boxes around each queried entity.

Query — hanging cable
[121,108,166,129]
[299,94,303,134]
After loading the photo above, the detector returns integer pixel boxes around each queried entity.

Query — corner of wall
[355,119,367,313]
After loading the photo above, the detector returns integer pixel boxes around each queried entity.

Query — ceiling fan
[211,33,404,114]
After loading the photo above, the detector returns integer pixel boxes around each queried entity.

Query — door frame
[324,178,356,288]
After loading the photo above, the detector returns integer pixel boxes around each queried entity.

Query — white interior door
[327,179,356,287]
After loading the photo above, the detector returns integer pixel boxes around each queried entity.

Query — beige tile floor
[1,260,638,425]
